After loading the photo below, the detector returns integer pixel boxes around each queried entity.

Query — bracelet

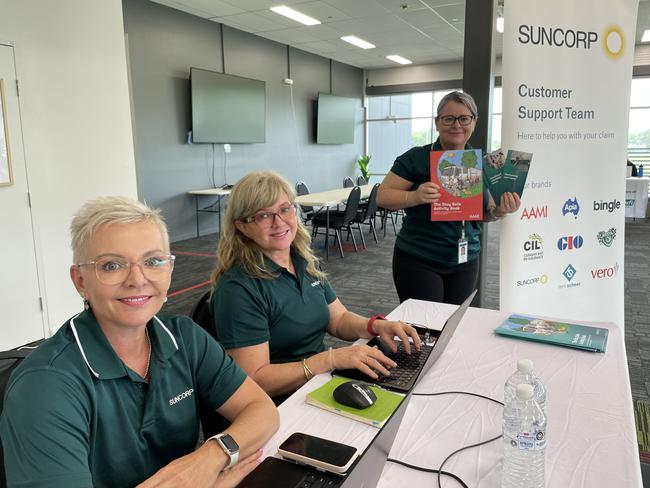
[328,347,335,371]
[301,358,314,380]
[367,314,385,336]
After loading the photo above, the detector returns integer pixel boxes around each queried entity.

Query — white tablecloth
[263,301,642,488]
[625,177,649,218]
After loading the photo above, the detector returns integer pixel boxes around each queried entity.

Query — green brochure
[502,150,533,196]
[495,314,608,353]
[305,376,405,428]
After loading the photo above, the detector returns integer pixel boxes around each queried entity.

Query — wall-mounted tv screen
[190,67,266,144]
[316,93,356,145]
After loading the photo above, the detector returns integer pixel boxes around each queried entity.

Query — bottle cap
[516,383,534,400]
[517,359,534,374]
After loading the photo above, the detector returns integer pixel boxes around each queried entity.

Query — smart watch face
[218,434,239,454]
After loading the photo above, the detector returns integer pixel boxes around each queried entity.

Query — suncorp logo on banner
[517,24,626,60]
[516,274,549,287]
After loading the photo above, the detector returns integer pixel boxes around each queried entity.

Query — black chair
[343,176,354,188]
[295,181,322,224]
[312,186,361,258]
[191,290,231,439]
[356,175,367,186]
[352,183,380,247]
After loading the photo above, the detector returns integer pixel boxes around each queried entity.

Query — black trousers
[392,245,479,305]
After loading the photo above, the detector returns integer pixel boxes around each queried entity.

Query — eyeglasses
[76,254,176,285]
[437,114,476,127]
[240,204,297,228]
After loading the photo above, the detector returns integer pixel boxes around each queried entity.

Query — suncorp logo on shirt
[169,388,194,406]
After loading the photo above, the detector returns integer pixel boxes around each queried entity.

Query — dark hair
[436,91,478,119]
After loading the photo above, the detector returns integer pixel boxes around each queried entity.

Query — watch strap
[208,433,239,469]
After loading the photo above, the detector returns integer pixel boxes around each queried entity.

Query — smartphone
[277,432,358,474]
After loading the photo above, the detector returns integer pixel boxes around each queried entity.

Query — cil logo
[596,228,616,247]
[521,206,548,220]
[562,198,580,218]
[557,235,583,251]
[591,263,619,279]
[523,233,544,261]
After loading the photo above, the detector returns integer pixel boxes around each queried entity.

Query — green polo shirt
[0,310,246,488]
[391,139,491,266]
[209,254,337,363]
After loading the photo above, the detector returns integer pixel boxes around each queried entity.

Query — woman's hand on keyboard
[332,344,397,379]
[374,320,422,354]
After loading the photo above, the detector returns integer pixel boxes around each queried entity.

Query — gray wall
[123,0,365,241]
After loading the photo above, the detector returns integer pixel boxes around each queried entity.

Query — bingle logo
[596,228,616,247]
[562,198,580,218]
[557,235,584,251]
[593,199,621,213]
[521,206,548,220]
[591,263,619,279]
[562,264,577,282]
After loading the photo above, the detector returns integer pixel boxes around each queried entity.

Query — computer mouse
[333,381,377,409]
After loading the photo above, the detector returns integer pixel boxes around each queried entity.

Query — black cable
[409,391,505,488]
[385,458,469,488]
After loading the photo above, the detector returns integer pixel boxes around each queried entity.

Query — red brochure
[430,149,483,221]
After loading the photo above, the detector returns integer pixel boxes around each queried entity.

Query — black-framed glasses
[240,204,297,228]
[437,115,476,127]
[76,254,176,285]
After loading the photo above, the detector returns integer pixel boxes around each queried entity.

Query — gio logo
[562,198,580,218]
[557,235,583,251]
[521,206,548,220]
[562,264,577,282]
[596,228,616,247]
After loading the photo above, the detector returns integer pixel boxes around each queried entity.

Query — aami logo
[557,235,584,251]
[591,263,619,279]
[596,227,616,247]
[516,274,549,287]
[562,198,580,218]
[593,199,621,213]
[521,206,548,220]
[562,264,577,282]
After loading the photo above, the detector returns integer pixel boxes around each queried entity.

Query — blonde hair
[211,171,326,284]
[70,196,169,262]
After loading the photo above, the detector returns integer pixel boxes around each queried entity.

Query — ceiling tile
[374,0,427,14]
[151,0,244,18]
[258,27,321,43]
[290,1,351,22]
[220,0,314,11]
[219,12,290,32]
[328,14,404,35]
[256,9,313,28]
[421,0,465,8]
[321,0,389,18]
[397,9,447,29]
[295,39,342,53]
[433,4,466,24]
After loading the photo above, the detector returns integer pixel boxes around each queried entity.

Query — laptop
[332,289,476,393]
[237,392,411,488]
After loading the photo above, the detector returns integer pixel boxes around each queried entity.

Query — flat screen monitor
[316,93,356,145]
[190,67,266,144]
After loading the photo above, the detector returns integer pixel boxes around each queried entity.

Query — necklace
[143,327,151,380]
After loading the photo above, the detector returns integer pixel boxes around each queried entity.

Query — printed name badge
[458,238,468,264]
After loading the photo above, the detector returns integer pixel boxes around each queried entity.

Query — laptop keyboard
[375,342,433,387]
[295,472,340,488]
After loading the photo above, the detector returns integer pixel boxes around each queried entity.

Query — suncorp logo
[516,274,549,287]
[562,198,580,218]
[169,388,194,406]
[517,23,625,60]
[523,233,544,261]
[557,235,583,251]
[593,199,621,213]
[591,263,619,279]
[596,227,617,247]
[521,206,548,220]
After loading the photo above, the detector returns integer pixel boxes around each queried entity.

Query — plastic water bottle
[504,359,546,414]
[502,384,546,488]
[639,164,644,178]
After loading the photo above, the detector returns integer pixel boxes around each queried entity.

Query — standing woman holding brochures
[377,91,521,305]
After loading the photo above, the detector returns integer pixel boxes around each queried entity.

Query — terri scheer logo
[518,23,626,60]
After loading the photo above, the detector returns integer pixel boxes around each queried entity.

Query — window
[629,77,650,149]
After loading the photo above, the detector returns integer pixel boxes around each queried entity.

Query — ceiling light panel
[386,54,413,64]
[270,5,321,26]
[341,35,376,49]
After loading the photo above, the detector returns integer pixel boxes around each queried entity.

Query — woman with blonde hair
[0,196,278,487]
[208,171,421,401]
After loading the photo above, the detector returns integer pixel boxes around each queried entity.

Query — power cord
[387,391,504,488]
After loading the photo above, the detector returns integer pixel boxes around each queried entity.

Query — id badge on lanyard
[458,221,468,264]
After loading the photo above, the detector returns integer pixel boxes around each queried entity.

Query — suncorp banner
[499,0,638,328]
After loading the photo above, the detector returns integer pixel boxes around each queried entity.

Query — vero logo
[591,263,619,279]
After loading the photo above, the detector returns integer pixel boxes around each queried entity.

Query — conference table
[257,300,642,487]
[295,184,374,260]
[625,177,649,219]
[187,187,231,237]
